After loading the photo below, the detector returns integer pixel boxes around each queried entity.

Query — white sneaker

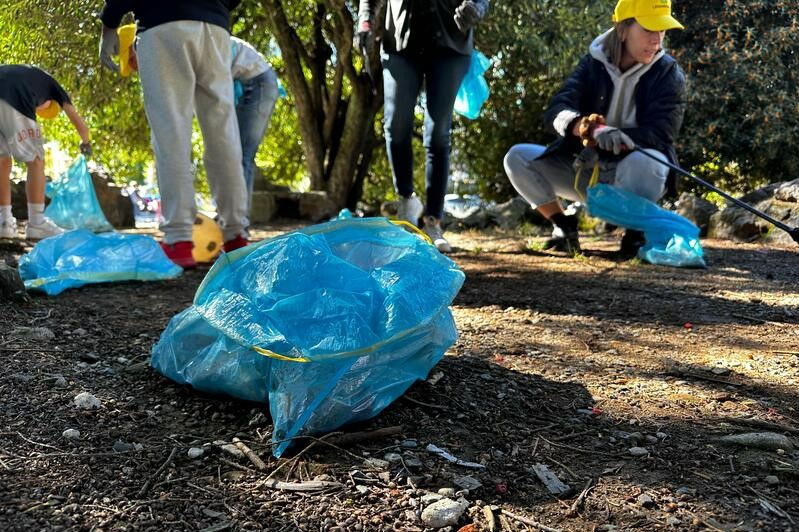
[422,215,452,253]
[396,194,424,226]
[25,216,65,240]
[0,216,18,239]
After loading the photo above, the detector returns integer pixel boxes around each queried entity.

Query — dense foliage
[1,0,796,204]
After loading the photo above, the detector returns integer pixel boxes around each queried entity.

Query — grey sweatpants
[138,21,247,244]
[503,144,668,208]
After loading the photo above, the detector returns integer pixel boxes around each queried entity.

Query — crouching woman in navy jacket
[504,0,687,257]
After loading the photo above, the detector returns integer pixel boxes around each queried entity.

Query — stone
[453,475,483,491]
[764,475,779,485]
[90,170,135,228]
[113,440,134,452]
[637,494,656,508]
[420,497,469,529]
[11,327,55,341]
[718,432,795,452]
[0,260,30,304]
[188,447,205,459]
[437,488,456,497]
[674,193,718,235]
[775,178,799,202]
[628,447,649,457]
[73,392,101,410]
[62,429,80,440]
[250,191,278,224]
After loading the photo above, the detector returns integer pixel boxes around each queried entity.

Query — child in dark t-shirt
[0,65,92,240]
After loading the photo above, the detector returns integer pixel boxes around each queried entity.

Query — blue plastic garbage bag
[151,306,272,403]
[151,217,464,457]
[454,50,491,120]
[19,229,182,295]
[45,156,114,232]
[586,184,706,268]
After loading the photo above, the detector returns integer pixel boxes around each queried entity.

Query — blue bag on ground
[454,50,491,120]
[19,229,182,295]
[586,184,706,268]
[151,217,465,457]
[45,156,114,232]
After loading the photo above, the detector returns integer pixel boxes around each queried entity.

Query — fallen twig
[138,446,178,497]
[325,426,404,447]
[402,395,447,410]
[500,508,562,532]
[262,479,344,492]
[232,437,267,470]
[566,479,594,517]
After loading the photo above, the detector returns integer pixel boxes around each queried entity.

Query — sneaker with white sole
[25,216,65,240]
[0,216,18,239]
[422,215,452,253]
[396,194,424,226]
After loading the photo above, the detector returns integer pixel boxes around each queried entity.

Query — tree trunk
[260,0,385,209]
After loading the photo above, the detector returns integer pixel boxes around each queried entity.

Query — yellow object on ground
[36,100,61,120]
[192,213,223,263]
[118,24,137,77]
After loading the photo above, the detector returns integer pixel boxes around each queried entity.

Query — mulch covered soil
[1,224,798,531]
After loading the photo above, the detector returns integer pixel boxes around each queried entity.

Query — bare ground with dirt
[1,223,798,532]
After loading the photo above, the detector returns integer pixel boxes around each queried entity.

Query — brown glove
[577,113,606,148]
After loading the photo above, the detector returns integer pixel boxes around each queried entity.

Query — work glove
[355,19,374,54]
[593,126,635,155]
[99,26,120,71]
[79,141,93,157]
[454,1,482,33]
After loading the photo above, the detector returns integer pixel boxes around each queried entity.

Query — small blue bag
[151,217,464,457]
[587,184,706,268]
[19,230,182,295]
[454,50,491,120]
[45,156,114,233]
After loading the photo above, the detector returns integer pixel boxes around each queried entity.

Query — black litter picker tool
[634,147,799,245]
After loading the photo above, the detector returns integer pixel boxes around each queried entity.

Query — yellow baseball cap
[35,100,61,120]
[612,0,684,31]
[118,24,137,77]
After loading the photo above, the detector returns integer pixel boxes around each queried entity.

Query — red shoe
[223,234,249,253]
[160,241,197,269]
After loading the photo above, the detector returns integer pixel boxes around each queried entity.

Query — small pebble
[629,447,649,457]
[764,475,779,486]
[62,429,80,440]
[188,447,205,459]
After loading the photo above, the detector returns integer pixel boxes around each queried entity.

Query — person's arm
[62,103,92,154]
[544,55,593,139]
[99,0,135,29]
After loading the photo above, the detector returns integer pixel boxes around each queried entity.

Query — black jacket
[100,0,241,32]
[542,53,686,195]
[358,0,489,55]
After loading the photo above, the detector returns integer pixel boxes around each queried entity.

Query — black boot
[619,229,646,259]
[544,213,581,257]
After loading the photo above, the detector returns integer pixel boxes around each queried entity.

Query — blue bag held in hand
[454,50,491,120]
[151,217,465,457]
[587,184,706,268]
[19,230,182,295]
[45,156,114,233]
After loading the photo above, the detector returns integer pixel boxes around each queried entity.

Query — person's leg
[382,51,423,200]
[137,21,199,246]
[0,155,15,238]
[421,49,471,220]
[504,144,585,254]
[0,156,11,206]
[611,149,669,256]
[194,23,248,244]
[23,156,64,239]
[236,70,279,212]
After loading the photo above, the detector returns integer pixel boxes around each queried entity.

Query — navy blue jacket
[100,0,241,32]
[542,53,687,196]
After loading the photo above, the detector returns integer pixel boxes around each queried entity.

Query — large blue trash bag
[45,156,114,232]
[19,229,182,295]
[151,306,272,403]
[586,184,706,268]
[454,50,491,120]
[151,217,465,457]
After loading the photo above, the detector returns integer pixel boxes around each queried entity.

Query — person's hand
[454,1,481,32]
[593,126,635,155]
[99,26,119,71]
[355,19,374,53]
[79,141,93,157]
